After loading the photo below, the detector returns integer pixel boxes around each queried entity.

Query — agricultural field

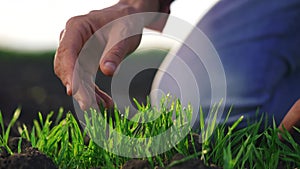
[0,49,299,169]
[0,101,300,169]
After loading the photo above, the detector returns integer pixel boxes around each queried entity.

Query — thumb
[100,40,127,76]
[100,35,141,76]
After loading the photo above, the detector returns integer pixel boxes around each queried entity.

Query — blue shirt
[197,0,300,126]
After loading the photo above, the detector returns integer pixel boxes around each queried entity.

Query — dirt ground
[0,137,57,169]
[0,51,73,134]
[1,50,298,169]
[0,49,163,135]
[0,49,164,169]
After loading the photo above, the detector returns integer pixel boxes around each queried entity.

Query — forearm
[119,0,160,13]
[118,0,174,31]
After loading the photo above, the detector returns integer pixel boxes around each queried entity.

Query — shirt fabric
[154,0,300,127]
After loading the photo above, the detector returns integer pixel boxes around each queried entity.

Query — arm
[54,0,173,110]
[279,99,300,138]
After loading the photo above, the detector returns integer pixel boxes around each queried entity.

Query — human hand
[54,1,160,110]
[278,99,300,139]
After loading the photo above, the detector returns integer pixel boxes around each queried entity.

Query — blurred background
[0,0,218,128]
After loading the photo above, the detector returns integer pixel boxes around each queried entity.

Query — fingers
[278,99,300,139]
[99,16,142,76]
[100,34,142,76]
[54,4,144,111]
[54,50,74,96]
[94,84,114,108]
[73,71,113,110]
[54,15,94,96]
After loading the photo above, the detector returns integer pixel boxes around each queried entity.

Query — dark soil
[0,49,161,169]
[0,51,73,136]
[122,154,219,169]
[0,50,215,169]
[122,134,220,169]
[121,133,297,169]
[0,137,57,169]
[0,50,298,169]
[0,50,157,136]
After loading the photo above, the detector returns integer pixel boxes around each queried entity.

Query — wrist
[118,0,160,13]
[117,0,174,31]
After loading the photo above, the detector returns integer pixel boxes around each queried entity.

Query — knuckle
[66,15,86,27]
[88,10,100,15]
[118,4,136,16]
[110,45,126,59]
[66,15,95,39]
[53,47,68,77]
[53,58,61,76]
[55,46,67,57]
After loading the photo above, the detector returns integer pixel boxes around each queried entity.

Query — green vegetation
[0,49,55,59]
[1,98,300,169]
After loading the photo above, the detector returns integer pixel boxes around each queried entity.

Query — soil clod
[0,137,57,169]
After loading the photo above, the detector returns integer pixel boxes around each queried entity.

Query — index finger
[54,15,94,95]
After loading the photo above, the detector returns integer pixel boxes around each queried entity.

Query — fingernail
[104,61,116,72]
[66,84,71,95]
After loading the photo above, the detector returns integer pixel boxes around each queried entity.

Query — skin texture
[279,99,300,139]
[54,0,300,137]
[54,0,160,110]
